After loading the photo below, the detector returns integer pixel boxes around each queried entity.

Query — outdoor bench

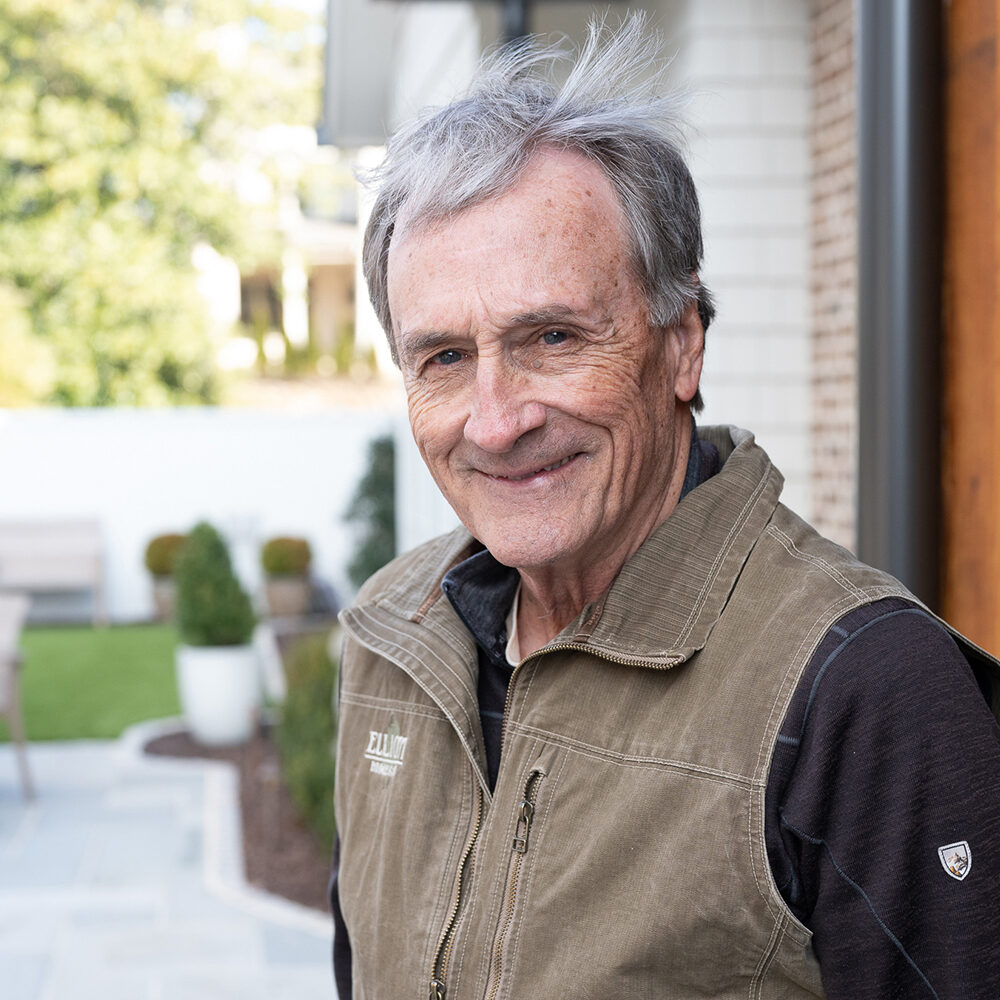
[0,519,106,625]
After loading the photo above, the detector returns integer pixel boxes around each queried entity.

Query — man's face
[386,148,703,580]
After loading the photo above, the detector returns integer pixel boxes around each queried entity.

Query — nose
[464,356,546,453]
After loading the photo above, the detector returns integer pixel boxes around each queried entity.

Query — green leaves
[277,630,337,851]
[0,0,320,406]
[345,435,397,589]
[174,521,256,646]
[260,536,312,576]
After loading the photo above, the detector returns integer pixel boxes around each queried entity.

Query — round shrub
[260,536,312,576]
[174,522,255,647]
[144,533,186,577]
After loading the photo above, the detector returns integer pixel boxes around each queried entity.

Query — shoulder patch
[938,841,971,881]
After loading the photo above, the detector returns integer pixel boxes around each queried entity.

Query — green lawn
[1,624,182,741]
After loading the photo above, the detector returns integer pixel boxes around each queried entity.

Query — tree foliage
[344,434,397,589]
[0,0,320,406]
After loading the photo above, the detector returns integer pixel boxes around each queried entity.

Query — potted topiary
[260,535,312,618]
[144,532,186,622]
[174,522,259,746]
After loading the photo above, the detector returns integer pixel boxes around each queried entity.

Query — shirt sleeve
[766,598,1000,999]
[329,834,353,998]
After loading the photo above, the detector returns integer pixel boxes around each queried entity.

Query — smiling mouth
[486,454,579,482]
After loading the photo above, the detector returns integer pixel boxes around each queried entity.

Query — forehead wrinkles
[387,150,645,329]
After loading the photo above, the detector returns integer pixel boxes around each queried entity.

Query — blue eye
[433,349,464,366]
[541,330,567,345]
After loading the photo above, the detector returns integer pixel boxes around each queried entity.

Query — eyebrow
[398,330,456,366]
[508,304,579,326]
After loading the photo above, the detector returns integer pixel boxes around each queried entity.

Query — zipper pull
[511,797,535,853]
[429,978,446,1000]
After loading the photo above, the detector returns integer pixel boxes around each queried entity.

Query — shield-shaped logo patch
[938,841,972,881]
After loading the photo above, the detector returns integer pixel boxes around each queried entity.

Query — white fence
[0,407,399,623]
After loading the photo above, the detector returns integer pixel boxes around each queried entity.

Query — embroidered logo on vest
[938,841,971,881]
[365,717,408,777]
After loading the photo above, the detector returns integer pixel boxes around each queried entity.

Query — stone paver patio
[0,721,335,1000]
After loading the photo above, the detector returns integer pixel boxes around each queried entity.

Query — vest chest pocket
[484,765,546,998]
[429,764,550,1000]
[468,747,805,1000]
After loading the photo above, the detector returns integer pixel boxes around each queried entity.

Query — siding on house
[670,0,814,520]
[810,0,857,551]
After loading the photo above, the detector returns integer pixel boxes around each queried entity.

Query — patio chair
[0,592,34,799]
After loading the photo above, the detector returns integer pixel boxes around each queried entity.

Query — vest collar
[569,426,783,666]
[351,426,782,671]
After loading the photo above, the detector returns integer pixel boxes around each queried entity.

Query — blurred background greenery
[0,0,329,407]
[17,623,180,739]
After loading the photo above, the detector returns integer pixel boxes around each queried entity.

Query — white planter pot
[175,644,260,746]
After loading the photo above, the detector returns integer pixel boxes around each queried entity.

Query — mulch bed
[145,725,332,915]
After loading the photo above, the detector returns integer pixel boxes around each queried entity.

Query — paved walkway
[0,720,336,1000]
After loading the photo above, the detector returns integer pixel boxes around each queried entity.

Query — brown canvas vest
[336,427,998,1000]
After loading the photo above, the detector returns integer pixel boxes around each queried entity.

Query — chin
[475,528,579,572]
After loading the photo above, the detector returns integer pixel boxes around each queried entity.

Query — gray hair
[362,14,713,410]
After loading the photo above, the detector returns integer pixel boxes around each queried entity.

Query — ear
[670,300,705,404]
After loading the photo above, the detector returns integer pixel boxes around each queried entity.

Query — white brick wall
[670,0,814,518]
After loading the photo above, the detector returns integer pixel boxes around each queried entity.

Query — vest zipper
[483,767,545,1000]
[429,782,483,1000]
[426,641,669,1000]
[524,641,683,671]
[498,640,680,764]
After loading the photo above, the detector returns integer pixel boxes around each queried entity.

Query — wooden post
[943,0,1000,654]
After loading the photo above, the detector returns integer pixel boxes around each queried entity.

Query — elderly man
[331,20,1000,999]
